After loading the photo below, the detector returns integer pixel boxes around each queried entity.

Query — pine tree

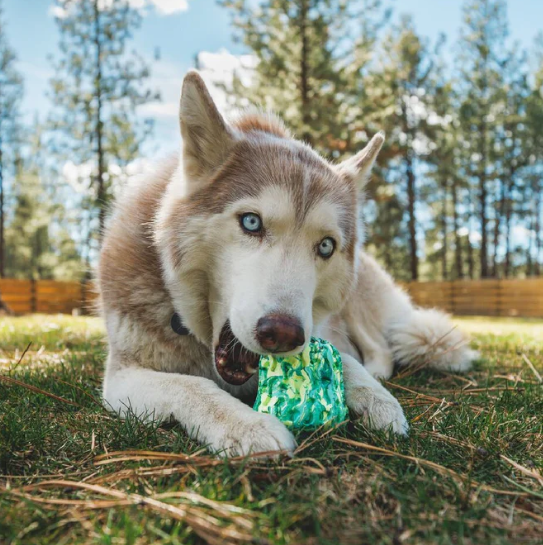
[368,15,443,280]
[458,0,509,278]
[365,182,410,279]
[49,0,158,256]
[523,34,543,276]
[425,82,455,280]
[0,1,23,280]
[4,121,84,280]
[492,49,530,277]
[5,170,52,279]
[220,0,391,158]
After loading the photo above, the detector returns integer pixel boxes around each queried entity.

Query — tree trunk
[503,178,516,278]
[441,177,448,280]
[452,177,464,279]
[299,0,312,146]
[491,173,508,278]
[467,233,475,278]
[535,178,542,276]
[400,95,418,282]
[0,125,4,279]
[0,152,11,311]
[94,0,106,242]
[504,214,512,277]
[527,180,540,277]
[406,151,418,280]
[0,126,7,309]
[467,185,475,279]
[479,115,489,277]
[527,208,534,277]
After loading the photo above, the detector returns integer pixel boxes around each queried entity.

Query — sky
[3,0,543,158]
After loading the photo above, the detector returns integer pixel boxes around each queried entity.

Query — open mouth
[214,322,260,385]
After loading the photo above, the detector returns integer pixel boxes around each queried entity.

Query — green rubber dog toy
[253,337,348,430]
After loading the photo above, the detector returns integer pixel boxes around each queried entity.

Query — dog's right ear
[335,131,385,190]
[180,71,235,181]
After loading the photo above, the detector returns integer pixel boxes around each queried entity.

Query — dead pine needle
[6,479,260,544]
[0,374,81,407]
[521,353,542,383]
[10,342,32,373]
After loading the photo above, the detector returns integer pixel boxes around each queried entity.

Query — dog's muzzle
[214,322,260,385]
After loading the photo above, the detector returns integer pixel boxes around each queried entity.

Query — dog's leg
[342,353,408,435]
[320,316,395,380]
[103,362,295,456]
[346,322,395,380]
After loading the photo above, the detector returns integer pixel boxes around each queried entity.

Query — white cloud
[138,48,257,124]
[49,0,189,19]
[48,5,68,18]
[197,49,258,112]
[137,57,185,121]
[151,0,189,15]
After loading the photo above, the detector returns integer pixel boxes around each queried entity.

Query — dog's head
[156,72,383,387]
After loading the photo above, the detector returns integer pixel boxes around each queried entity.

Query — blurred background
[0,0,542,288]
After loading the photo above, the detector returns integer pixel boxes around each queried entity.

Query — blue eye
[317,237,335,258]
[240,213,263,234]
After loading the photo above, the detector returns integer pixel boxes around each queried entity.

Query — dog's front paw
[347,384,408,436]
[363,356,394,380]
[218,412,296,457]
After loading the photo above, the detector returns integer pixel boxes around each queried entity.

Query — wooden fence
[0,279,97,315]
[403,278,543,318]
[0,278,542,318]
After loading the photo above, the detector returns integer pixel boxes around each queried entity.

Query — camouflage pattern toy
[253,337,348,430]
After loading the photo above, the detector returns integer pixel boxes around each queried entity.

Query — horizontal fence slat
[2,295,33,303]
[3,303,32,312]
[1,278,542,317]
[404,277,543,318]
[0,279,32,288]
[0,279,93,316]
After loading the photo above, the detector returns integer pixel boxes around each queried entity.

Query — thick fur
[319,253,477,380]
[98,71,476,456]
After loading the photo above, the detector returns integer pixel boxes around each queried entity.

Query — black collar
[171,313,190,336]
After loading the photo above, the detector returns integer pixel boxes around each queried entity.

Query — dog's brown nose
[256,314,305,353]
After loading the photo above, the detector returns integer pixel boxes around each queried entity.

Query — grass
[0,314,542,545]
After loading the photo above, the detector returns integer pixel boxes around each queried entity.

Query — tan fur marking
[232,112,289,138]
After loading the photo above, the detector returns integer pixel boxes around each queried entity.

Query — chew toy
[253,337,348,430]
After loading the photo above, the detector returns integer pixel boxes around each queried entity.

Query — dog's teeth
[217,357,227,366]
[245,364,258,375]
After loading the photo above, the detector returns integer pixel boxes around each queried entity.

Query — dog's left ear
[335,131,385,189]
[180,70,236,182]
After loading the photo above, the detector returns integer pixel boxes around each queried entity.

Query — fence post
[30,279,37,313]
[496,278,503,316]
[451,281,455,315]
[80,279,87,316]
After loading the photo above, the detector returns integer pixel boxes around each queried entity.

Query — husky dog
[98,72,476,456]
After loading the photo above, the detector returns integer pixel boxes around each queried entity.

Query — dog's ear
[180,71,235,181]
[335,131,385,189]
